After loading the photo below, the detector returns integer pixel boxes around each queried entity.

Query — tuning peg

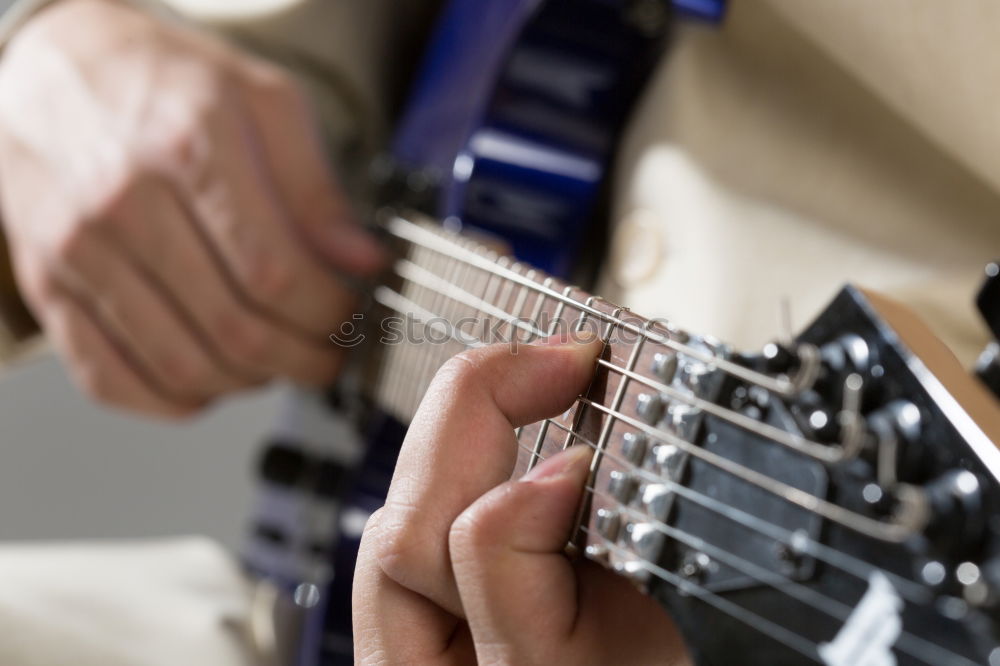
[923,470,986,559]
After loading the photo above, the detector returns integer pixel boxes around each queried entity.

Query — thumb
[449,444,594,665]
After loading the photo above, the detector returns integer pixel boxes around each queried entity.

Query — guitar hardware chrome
[652,351,678,383]
[788,342,822,393]
[679,550,714,581]
[636,392,665,424]
[608,470,638,503]
[649,443,684,479]
[837,373,867,459]
[641,483,673,522]
[621,432,647,465]
[629,522,667,564]
[596,507,622,541]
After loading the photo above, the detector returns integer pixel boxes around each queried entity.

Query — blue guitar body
[243,1,725,663]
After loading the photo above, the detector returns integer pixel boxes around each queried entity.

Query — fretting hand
[353,335,691,665]
[0,0,383,416]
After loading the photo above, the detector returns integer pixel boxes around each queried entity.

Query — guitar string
[512,437,977,666]
[371,286,935,603]
[577,526,975,666]
[526,419,931,603]
[367,293,980,666]
[372,281,916,544]
[394,255,835,464]
[578,524,824,663]
[384,214,802,396]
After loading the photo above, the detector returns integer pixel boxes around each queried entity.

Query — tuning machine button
[595,507,621,541]
[621,432,647,466]
[923,470,984,558]
[641,483,673,522]
[636,393,665,424]
[629,522,666,562]
[608,470,638,503]
[652,352,678,383]
[649,443,685,480]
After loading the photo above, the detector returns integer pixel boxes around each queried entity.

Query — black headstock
[639,286,1000,666]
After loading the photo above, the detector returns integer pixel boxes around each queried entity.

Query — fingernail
[520,445,593,482]
[534,330,600,346]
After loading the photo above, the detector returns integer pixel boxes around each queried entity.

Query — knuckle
[238,252,295,301]
[448,501,497,562]
[369,503,427,586]
[151,352,207,394]
[156,119,210,173]
[188,62,235,107]
[435,351,488,395]
[50,223,93,267]
[249,65,305,107]
[212,312,274,366]
[77,168,146,236]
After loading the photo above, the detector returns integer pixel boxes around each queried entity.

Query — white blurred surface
[0,351,281,551]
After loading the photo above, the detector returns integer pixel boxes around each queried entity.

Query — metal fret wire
[386,214,797,396]
[371,285,929,598]
[372,291,977,666]
[376,268,912,543]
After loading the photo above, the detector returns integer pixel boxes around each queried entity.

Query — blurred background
[0,346,279,551]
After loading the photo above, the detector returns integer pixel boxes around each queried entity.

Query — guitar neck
[364,212,793,577]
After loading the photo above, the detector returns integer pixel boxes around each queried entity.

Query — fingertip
[316,225,388,275]
[520,444,593,483]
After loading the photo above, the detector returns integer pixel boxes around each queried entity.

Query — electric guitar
[355,211,1000,666]
[241,1,1000,664]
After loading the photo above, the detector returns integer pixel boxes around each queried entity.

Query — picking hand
[0,0,383,416]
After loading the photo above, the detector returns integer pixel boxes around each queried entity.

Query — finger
[165,80,358,339]
[449,445,593,663]
[353,509,475,666]
[236,62,385,274]
[104,177,341,386]
[372,334,602,617]
[450,446,689,665]
[54,226,248,403]
[40,287,196,418]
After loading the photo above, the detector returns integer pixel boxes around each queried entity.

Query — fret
[492,259,518,342]
[561,297,607,451]
[426,248,476,414]
[378,240,422,415]
[592,313,645,473]
[478,256,506,343]
[528,276,554,330]
[406,242,442,416]
[526,284,576,472]
[411,252,466,419]
[469,250,499,345]
[499,263,535,344]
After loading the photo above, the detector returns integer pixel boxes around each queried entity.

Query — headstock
[581,285,1000,666]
